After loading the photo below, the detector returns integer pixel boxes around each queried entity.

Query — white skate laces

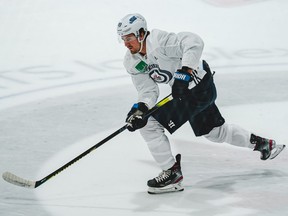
[155,170,171,183]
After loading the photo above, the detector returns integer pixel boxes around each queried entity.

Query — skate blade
[270,144,286,160]
[147,182,184,194]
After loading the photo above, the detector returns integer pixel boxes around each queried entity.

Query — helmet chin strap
[138,40,144,54]
[137,31,148,54]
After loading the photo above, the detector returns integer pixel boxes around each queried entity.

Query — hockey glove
[126,102,149,132]
[172,66,193,98]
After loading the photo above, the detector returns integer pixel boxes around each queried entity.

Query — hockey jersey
[123,29,206,108]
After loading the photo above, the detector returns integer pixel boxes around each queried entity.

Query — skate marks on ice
[190,169,288,215]
[129,170,287,216]
[166,138,288,215]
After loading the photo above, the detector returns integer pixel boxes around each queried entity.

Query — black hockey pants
[152,69,225,136]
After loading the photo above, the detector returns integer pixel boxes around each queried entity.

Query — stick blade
[2,172,36,189]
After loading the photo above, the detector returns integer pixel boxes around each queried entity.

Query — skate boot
[250,133,285,160]
[147,154,184,194]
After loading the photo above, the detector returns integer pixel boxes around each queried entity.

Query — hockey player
[117,13,285,194]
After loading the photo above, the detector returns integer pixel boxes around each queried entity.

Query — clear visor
[118,34,138,43]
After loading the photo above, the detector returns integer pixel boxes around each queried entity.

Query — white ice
[1,1,288,216]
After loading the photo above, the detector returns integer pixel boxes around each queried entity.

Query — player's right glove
[126,102,149,132]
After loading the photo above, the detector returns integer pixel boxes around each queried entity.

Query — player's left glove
[172,66,193,98]
[126,102,149,132]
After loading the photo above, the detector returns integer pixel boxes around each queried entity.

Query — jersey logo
[148,64,173,83]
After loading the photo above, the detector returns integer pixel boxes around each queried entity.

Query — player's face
[121,34,140,54]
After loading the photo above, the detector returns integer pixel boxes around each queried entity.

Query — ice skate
[147,154,184,194]
[251,134,285,160]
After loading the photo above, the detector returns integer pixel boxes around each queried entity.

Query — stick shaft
[3,94,173,188]
[35,125,128,187]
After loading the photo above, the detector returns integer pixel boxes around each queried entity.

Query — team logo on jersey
[148,64,173,83]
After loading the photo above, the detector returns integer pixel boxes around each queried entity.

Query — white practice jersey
[123,29,207,108]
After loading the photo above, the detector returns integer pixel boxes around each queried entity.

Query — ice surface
[1,0,288,216]
[33,102,288,216]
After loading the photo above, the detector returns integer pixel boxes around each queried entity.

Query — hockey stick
[2,94,173,189]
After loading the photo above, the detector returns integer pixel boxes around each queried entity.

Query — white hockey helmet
[117,13,147,38]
